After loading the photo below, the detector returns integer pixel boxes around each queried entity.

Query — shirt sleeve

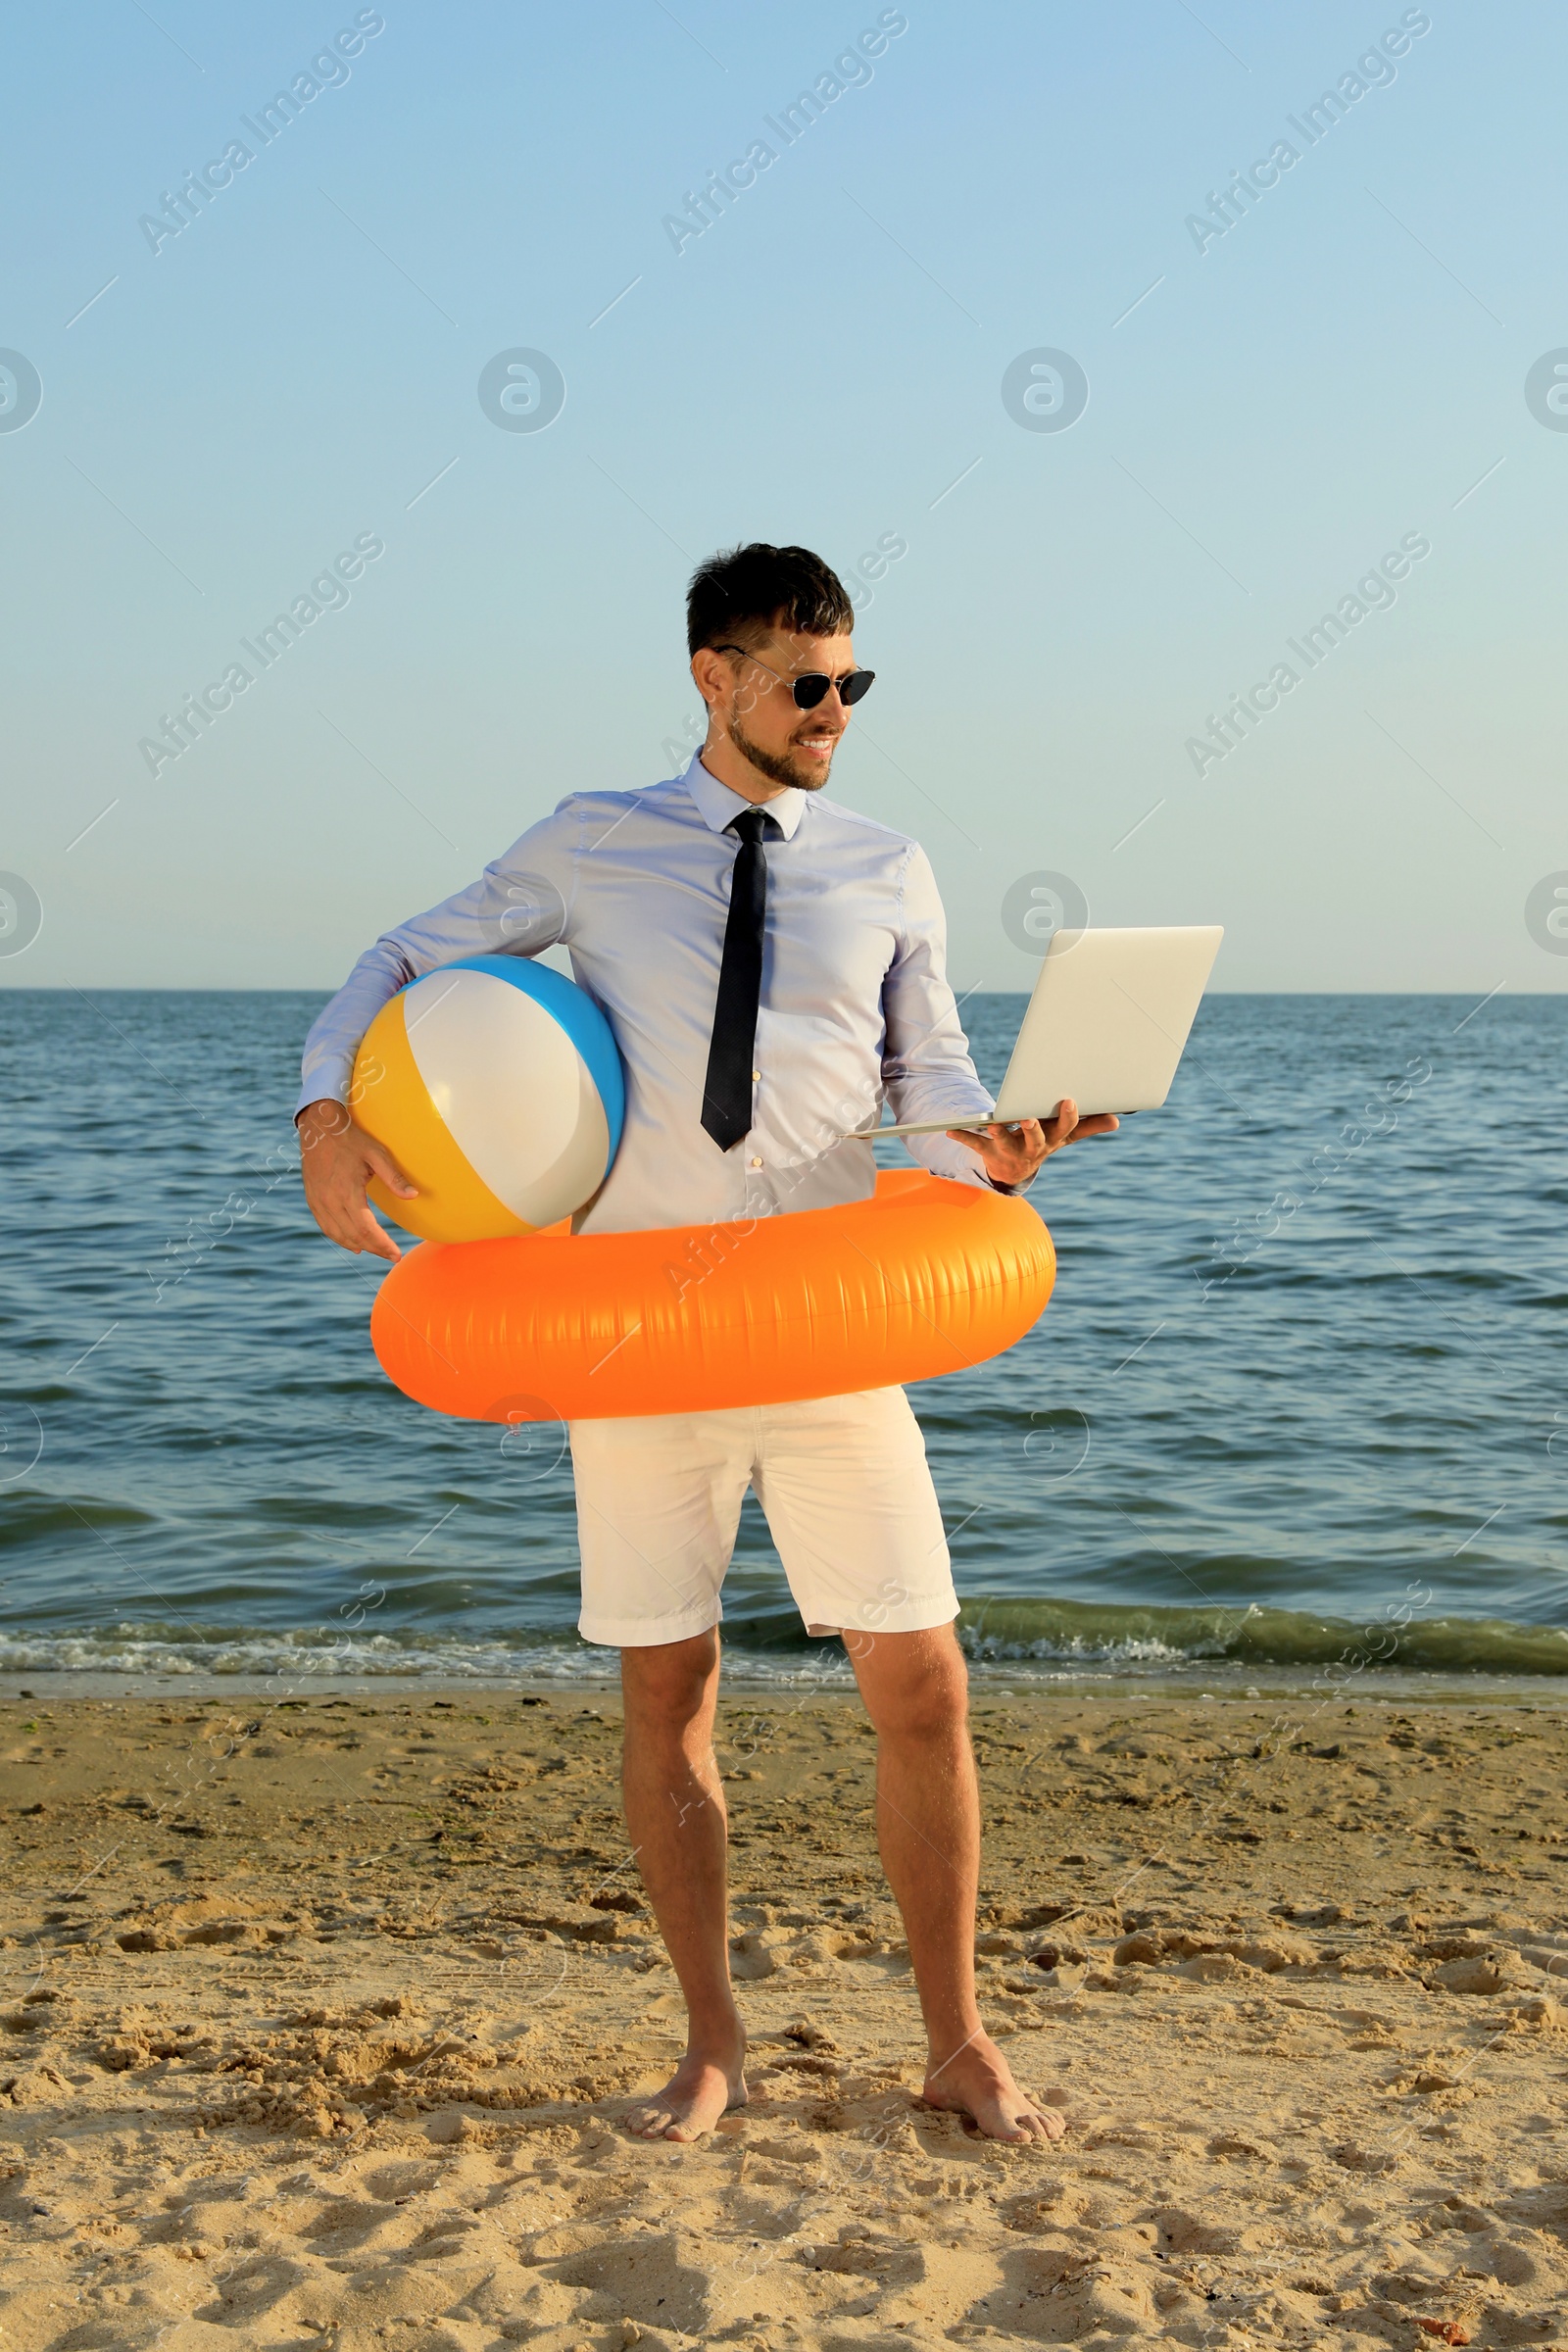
[295,802,578,1119]
[881,843,1028,1193]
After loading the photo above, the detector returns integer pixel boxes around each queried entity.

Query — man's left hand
[947,1096,1119,1189]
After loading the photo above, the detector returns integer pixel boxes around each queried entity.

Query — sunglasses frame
[714,643,876,710]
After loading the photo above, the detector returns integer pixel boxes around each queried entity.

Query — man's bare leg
[619,1629,748,2140]
[849,1624,1066,2144]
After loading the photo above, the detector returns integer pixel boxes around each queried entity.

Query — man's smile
[793,725,841,759]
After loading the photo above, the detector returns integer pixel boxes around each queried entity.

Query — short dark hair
[686,542,855,658]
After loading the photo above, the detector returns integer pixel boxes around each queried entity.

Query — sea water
[1,988,1564,1689]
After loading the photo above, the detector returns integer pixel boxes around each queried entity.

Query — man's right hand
[297,1098,417,1263]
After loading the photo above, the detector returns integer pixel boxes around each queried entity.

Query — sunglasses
[716,644,876,710]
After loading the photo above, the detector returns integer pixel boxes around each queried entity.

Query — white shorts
[567,1387,958,1649]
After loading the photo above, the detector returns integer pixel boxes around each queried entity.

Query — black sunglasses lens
[791,669,875,709]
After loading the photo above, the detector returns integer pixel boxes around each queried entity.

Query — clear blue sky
[3,0,1564,994]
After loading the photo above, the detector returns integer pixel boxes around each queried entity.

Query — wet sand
[2,1683,1567,2349]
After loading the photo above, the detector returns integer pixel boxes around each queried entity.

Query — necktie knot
[728,808,778,845]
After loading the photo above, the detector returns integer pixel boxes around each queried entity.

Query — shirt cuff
[295,1059,354,1123]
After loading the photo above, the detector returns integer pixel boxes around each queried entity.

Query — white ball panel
[512,1084,611,1228]
[403,969,609,1225]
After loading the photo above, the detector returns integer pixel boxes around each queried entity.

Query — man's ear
[690,647,725,708]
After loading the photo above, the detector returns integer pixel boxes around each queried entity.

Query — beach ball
[351,956,624,1244]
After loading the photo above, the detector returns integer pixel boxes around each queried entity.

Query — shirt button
[752,1069,760,1082]
[749,1156,762,1168]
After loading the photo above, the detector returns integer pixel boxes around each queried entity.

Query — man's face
[711,626,858,794]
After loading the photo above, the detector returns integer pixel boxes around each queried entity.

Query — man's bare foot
[624,2031,748,2143]
[919,2028,1066,2144]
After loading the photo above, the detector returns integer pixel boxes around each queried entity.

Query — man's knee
[856,1629,968,1742]
[878,1681,968,1745]
[621,1629,719,1730]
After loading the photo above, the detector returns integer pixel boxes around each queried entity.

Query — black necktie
[702,807,779,1152]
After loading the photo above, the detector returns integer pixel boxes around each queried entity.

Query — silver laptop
[861,924,1224,1138]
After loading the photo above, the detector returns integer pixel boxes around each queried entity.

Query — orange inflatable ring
[370,1170,1054,1423]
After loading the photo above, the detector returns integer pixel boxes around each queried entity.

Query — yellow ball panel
[352,994,536,1245]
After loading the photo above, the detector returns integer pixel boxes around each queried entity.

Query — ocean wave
[2,1597,1567,1685]
[956,1597,1568,1676]
[0,1626,612,1684]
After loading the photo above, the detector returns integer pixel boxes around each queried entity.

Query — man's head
[686,542,866,798]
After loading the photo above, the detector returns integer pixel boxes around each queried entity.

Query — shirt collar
[682,752,807,841]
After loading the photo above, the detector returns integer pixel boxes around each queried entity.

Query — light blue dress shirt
[298,754,1010,1236]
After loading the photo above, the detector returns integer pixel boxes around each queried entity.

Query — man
[298,543,1115,2144]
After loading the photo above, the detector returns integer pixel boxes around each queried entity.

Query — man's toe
[975,2095,1063,2143]
[970,2098,1025,2142]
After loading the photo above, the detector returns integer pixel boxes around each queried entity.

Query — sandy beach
[2,1682,1567,2350]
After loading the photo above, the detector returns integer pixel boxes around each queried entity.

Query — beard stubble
[727,704,837,794]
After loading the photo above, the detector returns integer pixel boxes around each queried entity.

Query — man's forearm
[294,826,572,1121]
[297,938,416,1121]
